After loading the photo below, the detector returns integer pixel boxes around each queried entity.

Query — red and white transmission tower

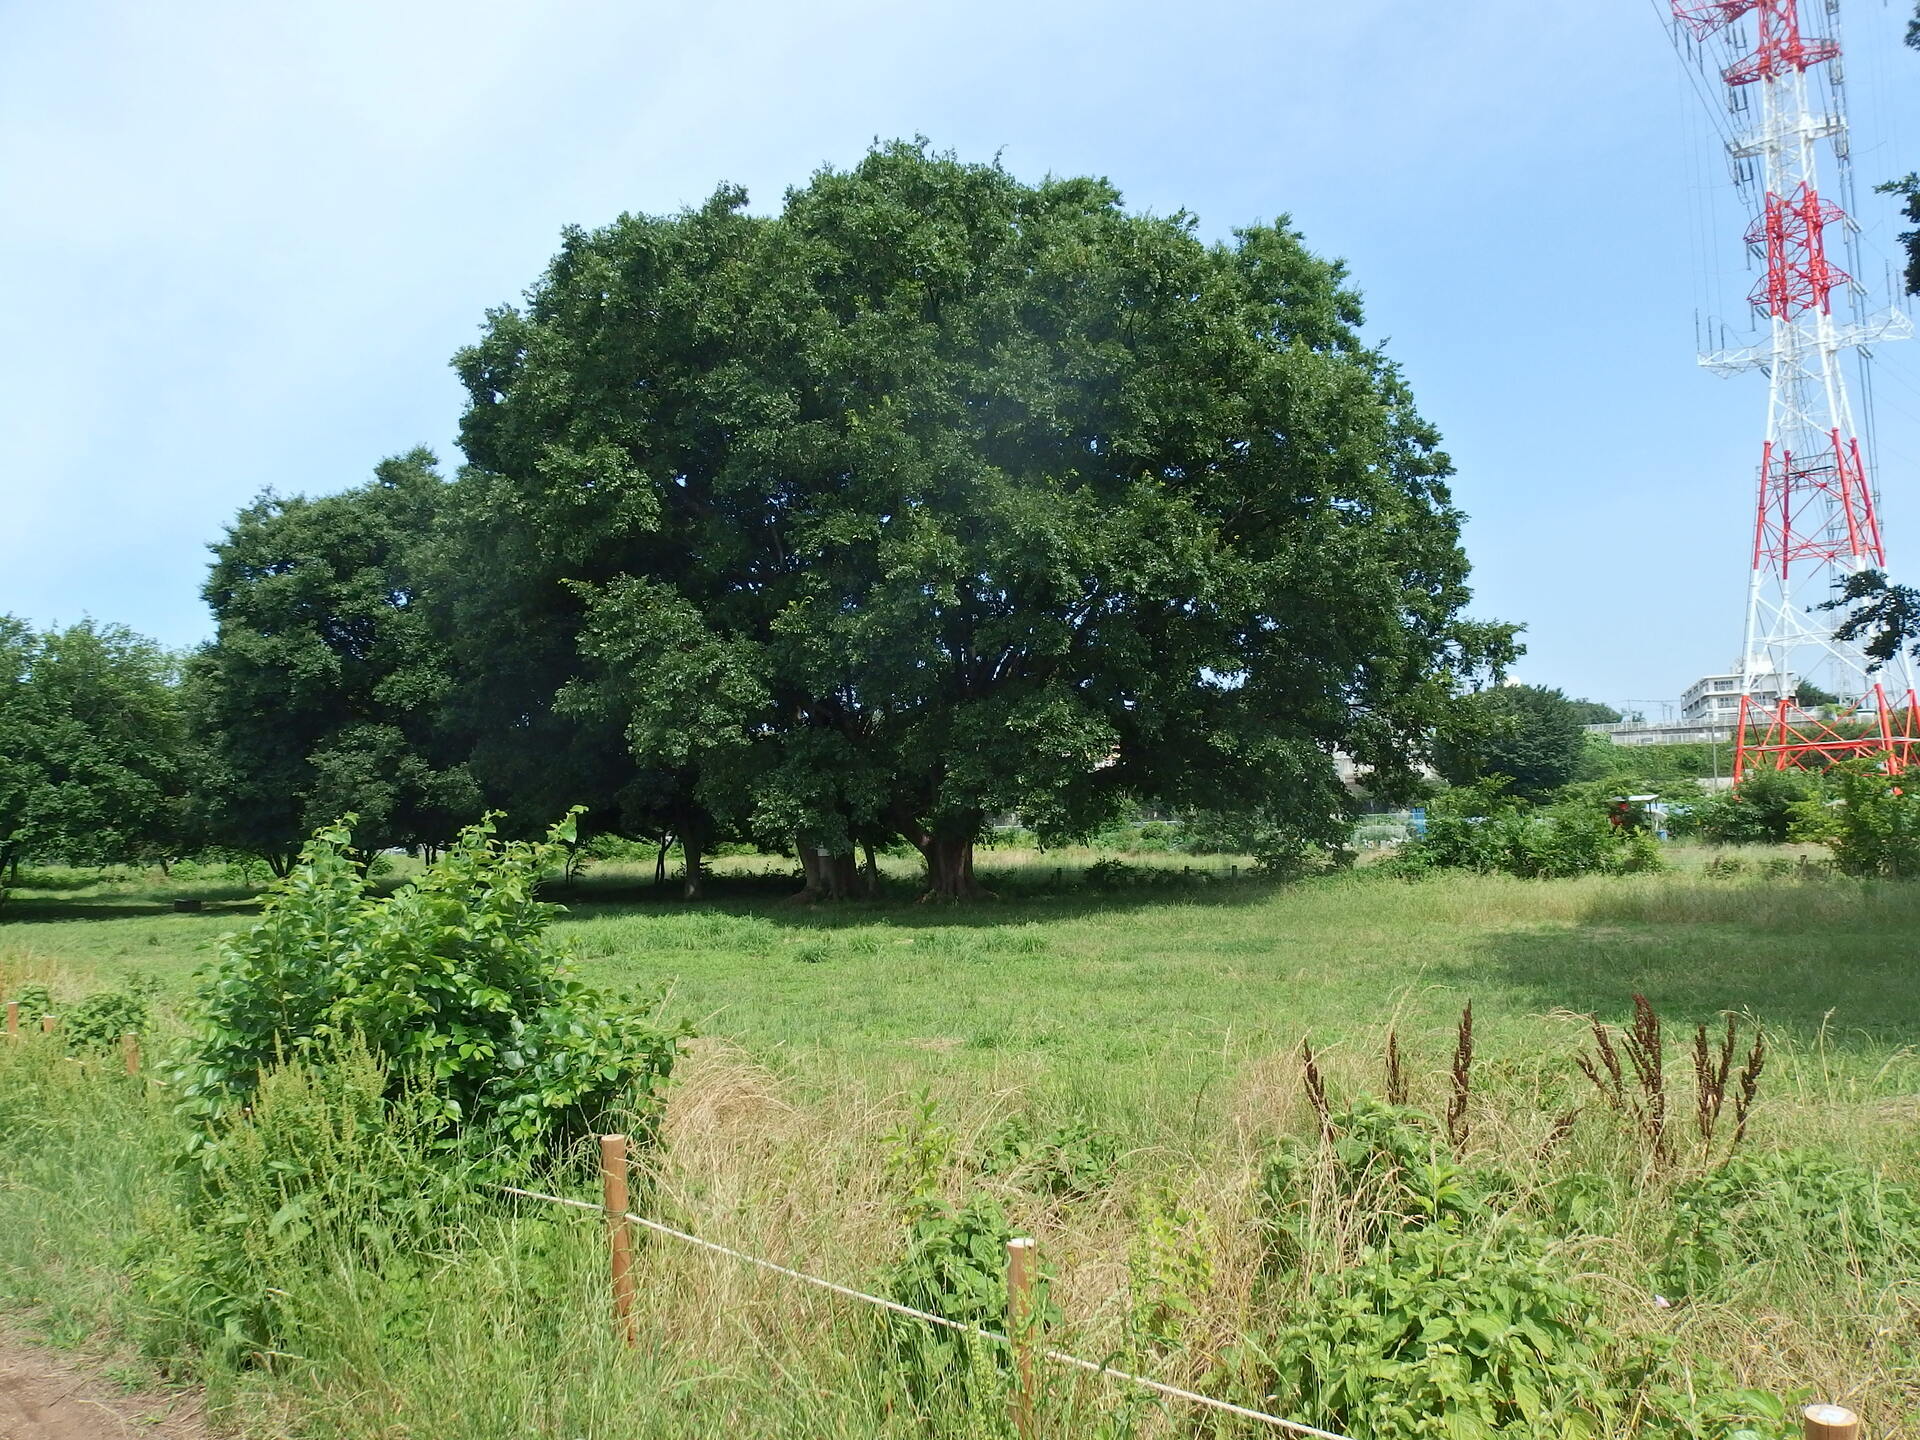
[1668,0,1918,777]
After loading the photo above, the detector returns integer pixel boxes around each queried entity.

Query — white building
[1679,663,1796,723]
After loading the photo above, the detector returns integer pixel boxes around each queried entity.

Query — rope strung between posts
[497,1183,1354,1440]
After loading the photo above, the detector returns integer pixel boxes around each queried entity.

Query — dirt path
[0,1332,208,1440]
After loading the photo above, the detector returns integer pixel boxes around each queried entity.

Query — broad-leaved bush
[1660,1148,1920,1294]
[1390,787,1663,880]
[176,812,684,1157]
[1790,760,1920,878]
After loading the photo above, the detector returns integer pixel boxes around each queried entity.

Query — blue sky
[4,0,1918,714]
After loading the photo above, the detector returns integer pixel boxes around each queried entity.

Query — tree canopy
[443,142,1512,896]
[0,617,188,876]
[1826,569,1920,680]
[190,451,479,871]
[19,143,1514,897]
[1434,684,1597,801]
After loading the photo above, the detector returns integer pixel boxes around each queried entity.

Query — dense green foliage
[1564,697,1622,725]
[145,1044,476,1357]
[437,141,1512,897]
[178,813,683,1153]
[1793,761,1920,878]
[1576,735,1729,786]
[0,617,189,880]
[1390,784,1662,879]
[1247,1103,1785,1440]
[190,452,480,870]
[1659,1148,1920,1295]
[60,977,154,1051]
[1683,770,1820,846]
[1436,685,1602,800]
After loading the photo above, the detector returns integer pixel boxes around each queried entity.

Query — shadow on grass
[0,895,266,924]
[546,868,1287,929]
[1460,876,1920,1050]
[1,867,1283,930]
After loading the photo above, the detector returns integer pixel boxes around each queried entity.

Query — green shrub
[1128,1186,1214,1355]
[1258,1102,1485,1267]
[1254,1221,1614,1437]
[1792,760,1920,878]
[1253,1220,1786,1440]
[61,976,156,1051]
[977,1114,1116,1197]
[882,1193,1056,1408]
[1389,788,1663,880]
[1690,770,1821,846]
[140,1042,475,1359]
[1659,1149,1920,1294]
[177,812,685,1158]
[6,982,53,1022]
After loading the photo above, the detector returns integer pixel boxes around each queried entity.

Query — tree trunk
[267,852,294,879]
[860,838,879,897]
[912,830,993,901]
[796,841,860,901]
[655,834,673,889]
[682,834,705,900]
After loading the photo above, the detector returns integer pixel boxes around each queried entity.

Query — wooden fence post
[1803,1404,1861,1440]
[122,1032,140,1076]
[1006,1236,1038,1440]
[600,1133,637,1348]
[4,1001,17,1039]
[40,1014,56,1036]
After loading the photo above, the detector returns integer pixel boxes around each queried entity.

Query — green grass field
[8,848,1917,1116]
[4,848,1919,1437]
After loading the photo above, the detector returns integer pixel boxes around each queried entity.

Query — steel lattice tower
[1669,0,1918,776]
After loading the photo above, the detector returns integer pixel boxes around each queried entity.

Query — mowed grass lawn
[7,849,1919,1130]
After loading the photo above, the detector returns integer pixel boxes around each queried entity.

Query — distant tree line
[3,144,1517,900]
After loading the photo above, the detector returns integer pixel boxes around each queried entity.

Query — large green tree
[191,451,479,870]
[0,617,189,876]
[1435,684,1594,801]
[445,143,1511,898]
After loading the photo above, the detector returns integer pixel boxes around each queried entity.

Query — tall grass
[3,979,1916,1436]
[6,859,1920,1434]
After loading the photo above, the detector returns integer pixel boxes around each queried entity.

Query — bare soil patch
[0,1331,207,1440]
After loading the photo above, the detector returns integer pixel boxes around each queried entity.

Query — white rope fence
[498,1176,1355,1440]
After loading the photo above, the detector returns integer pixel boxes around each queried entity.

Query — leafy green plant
[139,1041,475,1360]
[1127,1186,1213,1355]
[7,982,53,1022]
[1659,1148,1920,1294]
[1253,1222,1612,1437]
[1258,1101,1487,1268]
[61,975,157,1051]
[1691,770,1821,846]
[177,812,686,1158]
[882,1090,959,1196]
[1388,786,1662,881]
[977,1114,1116,1198]
[1792,759,1920,877]
[881,1192,1057,1409]
[1251,1220,1787,1440]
